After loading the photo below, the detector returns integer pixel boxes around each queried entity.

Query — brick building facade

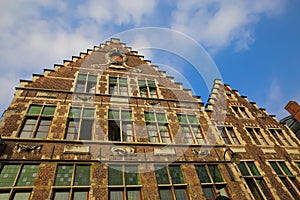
[0,38,299,200]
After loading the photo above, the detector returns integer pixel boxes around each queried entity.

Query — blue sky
[0,0,299,119]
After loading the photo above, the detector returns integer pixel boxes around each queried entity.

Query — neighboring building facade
[0,38,299,200]
[281,101,300,140]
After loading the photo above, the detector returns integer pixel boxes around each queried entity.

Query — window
[145,112,171,143]
[269,129,291,146]
[108,165,141,200]
[75,73,97,93]
[109,77,128,96]
[53,164,90,200]
[237,161,273,200]
[0,164,39,199]
[231,106,250,118]
[155,165,189,200]
[65,107,95,140]
[269,161,300,199]
[246,128,268,145]
[195,165,229,200]
[138,80,158,98]
[177,114,205,144]
[108,109,134,142]
[217,126,240,145]
[19,105,56,138]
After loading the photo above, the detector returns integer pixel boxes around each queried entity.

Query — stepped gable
[15,38,201,103]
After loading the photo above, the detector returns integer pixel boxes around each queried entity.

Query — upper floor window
[231,106,250,118]
[108,165,141,200]
[145,112,171,143]
[237,161,273,200]
[108,109,134,142]
[246,127,268,145]
[217,126,240,145]
[53,164,90,200]
[0,164,39,200]
[195,164,230,200]
[269,129,291,146]
[65,107,95,140]
[138,80,158,98]
[19,105,56,139]
[155,165,189,200]
[269,161,300,199]
[75,73,97,93]
[177,114,205,144]
[109,77,128,96]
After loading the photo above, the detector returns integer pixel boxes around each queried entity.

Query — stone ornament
[14,143,42,153]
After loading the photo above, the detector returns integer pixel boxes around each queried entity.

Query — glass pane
[174,189,188,200]
[17,165,38,186]
[247,162,260,176]
[78,74,87,81]
[0,164,19,187]
[55,165,73,186]
[54,191,69,200]
[156,113,166,122]
[74,165,90,186]
[109,166,123,185]
[121,111,132,120]
[42,106,56,115]
[109,77,118,83]
[245,178,264,200]
[28,105,42,115]
[125,166,139,185]
[83,108,94,118]
[187,115,198,124]
[257,179,273,200]
[155,166,170,184]
[69,108,81,118]
[159,189,172,200]
[177,114,188,124]
[169,166,184,184]
[109,110,119,120]
[13,192,30,200]
[145,112,155,122]
[88,75,97,82]
[36,119,51,138]
[0,193,9,199]
[208,165,224,182]
[80,119,93,140]
[269,162,283,175]
[74,191,88,200]
[278,162,292,175]
[202,186,214,199]
[119,78,127,84]
[195,165,211,183]
[75,82,85,92]
[237,163,250,176]
[148,80,156,87]
[138,80,146,86]
[110,191,123,200]
[127,190,140,200]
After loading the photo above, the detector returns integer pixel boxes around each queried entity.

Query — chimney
[285,101,300,123]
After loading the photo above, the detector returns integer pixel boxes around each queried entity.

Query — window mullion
[120,110,123,142]
[13,164,23,186]
[71,165,76,186]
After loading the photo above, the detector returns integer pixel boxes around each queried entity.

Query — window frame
[217,126,240,145]
[145,111,172,143]
[108,109,135,142]
[19,105,56,139]
[0,163,39,200]
[108,165,142,200]
[65,107,95,141]
[138,79,158,98]
[109,76,129,96]
[155,165,189,200]
[75,73,97,93]
[177,113,205,145]
[246,127,268,145]
[52,164,91,200]
[195,164,230,200]
[237,161,273,200]
[269,161,300,199]
[268,128,292,146]
[231,106,250,118]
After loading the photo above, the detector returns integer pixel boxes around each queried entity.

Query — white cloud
[171,0,287,52]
